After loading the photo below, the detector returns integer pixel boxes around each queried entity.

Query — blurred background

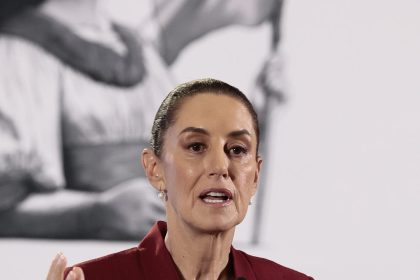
[1,0,419,279]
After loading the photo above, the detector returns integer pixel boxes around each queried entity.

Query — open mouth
[199,189,233,205]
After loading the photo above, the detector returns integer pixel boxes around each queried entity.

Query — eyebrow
[178,127,251,138]
[228,129,251,138]
[179,127,209,136]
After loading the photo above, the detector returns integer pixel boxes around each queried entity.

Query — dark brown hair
[150,78,260,157]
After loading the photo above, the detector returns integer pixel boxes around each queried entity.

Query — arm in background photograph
[0,169,31,213]
[154,0,283,64]
[0,178,164,239]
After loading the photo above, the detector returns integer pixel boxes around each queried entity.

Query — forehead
[172,93,255,134]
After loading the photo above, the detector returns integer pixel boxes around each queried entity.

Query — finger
[45,253,59,280]
[46,252,67,280]
[65,267,85,280]
[73,267,85,280]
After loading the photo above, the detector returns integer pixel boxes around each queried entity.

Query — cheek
[172,164,196,188]
[164,155,201,196]
[233,163,257,196]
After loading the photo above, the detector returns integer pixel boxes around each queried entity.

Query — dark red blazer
[66,221,313,280]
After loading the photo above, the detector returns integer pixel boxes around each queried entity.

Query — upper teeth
[207,192,226,197]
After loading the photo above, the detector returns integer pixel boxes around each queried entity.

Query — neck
[165,218,235,280]
[38,0,109,29]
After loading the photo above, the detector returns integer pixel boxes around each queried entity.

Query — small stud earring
[158,190,165,200]
[249,200,252,206]
[158,188,167,201]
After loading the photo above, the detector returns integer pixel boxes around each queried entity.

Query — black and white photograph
[0,0,419,279]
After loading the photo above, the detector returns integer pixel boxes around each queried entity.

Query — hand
[46,253,85,280]
[93,178,165,240]
[249,49,286,117]
[257,49,286,103]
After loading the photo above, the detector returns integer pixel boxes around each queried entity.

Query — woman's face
[159,93,262,233]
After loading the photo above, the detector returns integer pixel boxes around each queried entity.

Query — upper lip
[199,188,233,199]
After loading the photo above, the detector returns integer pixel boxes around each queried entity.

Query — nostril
[209,171,229,179]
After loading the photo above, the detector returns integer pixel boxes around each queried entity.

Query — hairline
[160,91,259,157]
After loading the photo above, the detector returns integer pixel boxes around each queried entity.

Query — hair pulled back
[150,78,260,157]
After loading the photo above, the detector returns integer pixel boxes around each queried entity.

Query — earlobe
[141,148,163,190]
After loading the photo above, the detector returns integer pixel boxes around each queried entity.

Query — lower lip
[200,197,233,207]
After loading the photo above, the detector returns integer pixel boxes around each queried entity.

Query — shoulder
[67,247,142,280]
[235,249,314,280]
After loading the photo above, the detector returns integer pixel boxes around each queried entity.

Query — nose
[207,146,229,179]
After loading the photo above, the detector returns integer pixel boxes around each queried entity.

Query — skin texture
[142,93,262,279]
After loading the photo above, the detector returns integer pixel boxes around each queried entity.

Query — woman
[46,78,313,280]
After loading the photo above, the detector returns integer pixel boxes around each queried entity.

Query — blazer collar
[138,221,257,280]
[137,221,181,279]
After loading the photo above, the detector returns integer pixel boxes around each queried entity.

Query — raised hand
[46,253,85,280]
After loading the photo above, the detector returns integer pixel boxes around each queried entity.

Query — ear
[141,148,164,191]
[251,155,263,196]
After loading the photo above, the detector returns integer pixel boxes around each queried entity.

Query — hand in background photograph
[92,177,166,240]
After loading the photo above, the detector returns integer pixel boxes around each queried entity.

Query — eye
[228,145,248,156]
[188,142,206,153]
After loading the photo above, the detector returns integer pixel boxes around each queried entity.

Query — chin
[192,214,241,234]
